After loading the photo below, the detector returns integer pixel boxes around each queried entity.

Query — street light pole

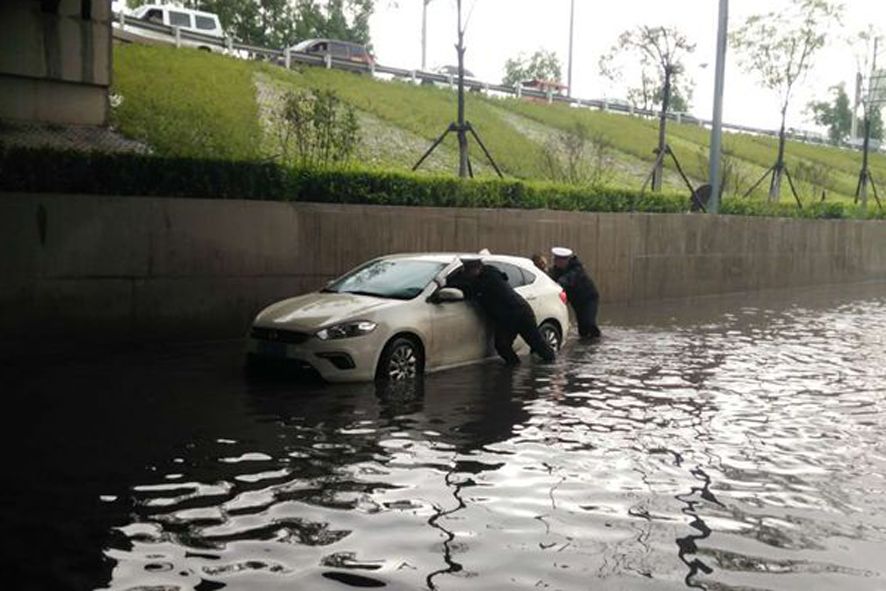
[708,0,729,214]
[422,0,430,71]
[567,0,574,97]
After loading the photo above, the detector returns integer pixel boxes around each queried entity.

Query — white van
[129,4,225,47]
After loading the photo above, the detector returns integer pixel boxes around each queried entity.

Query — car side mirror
[433,287,464,303]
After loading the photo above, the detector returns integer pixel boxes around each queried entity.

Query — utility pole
[852,71,862,140]
[422,0,431,71]
[567,0,575,97]
[708,0,728,213]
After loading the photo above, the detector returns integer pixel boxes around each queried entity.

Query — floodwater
[3,283,886,591]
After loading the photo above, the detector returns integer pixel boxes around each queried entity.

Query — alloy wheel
[541,325,561,351]
[387,343,418,381]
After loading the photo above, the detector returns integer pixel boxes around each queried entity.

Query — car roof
[291,38,367,50]
[380,252,536,268]
[137,4,219,18]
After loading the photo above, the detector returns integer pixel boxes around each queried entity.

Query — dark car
[289,38,374,66]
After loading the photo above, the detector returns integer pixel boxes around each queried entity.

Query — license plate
[258,341,287,358]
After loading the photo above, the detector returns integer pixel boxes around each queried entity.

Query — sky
[368,0,886,135]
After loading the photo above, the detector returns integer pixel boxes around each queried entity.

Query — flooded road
[3,283,886,591]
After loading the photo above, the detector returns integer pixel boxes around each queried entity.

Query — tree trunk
[456,0,469,178]
[858,114,872,208]
[652,67,672,192]
[769,107,787,201]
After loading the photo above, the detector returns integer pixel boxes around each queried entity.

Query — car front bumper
[245,331,383,383]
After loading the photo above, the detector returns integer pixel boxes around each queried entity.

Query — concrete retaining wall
[3,192,885,344]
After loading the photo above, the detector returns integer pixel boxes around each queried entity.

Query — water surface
[3,283,885,590]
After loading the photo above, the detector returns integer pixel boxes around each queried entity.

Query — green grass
[111,44,886,208]
[261,64,548,179]
[112,45,261,160]
[493,96,886,204]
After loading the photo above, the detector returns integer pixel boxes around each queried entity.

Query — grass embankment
[113,44,261,160]
[110,44,886,207]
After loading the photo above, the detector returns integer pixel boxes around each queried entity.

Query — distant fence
[112,12,874,152]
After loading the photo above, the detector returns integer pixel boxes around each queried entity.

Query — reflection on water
[3,283,886,590]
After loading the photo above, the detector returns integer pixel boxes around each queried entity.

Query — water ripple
[88,284,886,590]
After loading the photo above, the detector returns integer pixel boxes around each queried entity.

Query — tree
[808,84,852,145]
[730,0,843,201]
[502,50,562,87]
[599,26,696,113]
[127,0,374,48]
[599,26,696,191]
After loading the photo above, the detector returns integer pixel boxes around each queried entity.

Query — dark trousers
[574,297,601,338]
[494,315,556,364]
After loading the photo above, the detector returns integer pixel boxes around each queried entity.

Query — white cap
[460,254,483,265]
[551,247,573,258]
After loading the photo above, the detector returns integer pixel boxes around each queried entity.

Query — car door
[486,261,539,312]
[485,261,539,353]
[427,270,490,368]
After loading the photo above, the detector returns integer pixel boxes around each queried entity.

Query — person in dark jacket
[549,247,601,339]
[449,256,556,365]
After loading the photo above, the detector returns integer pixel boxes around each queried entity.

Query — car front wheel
[376,336,424,382]
[539,321,562,352]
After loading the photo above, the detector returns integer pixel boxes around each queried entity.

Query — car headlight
[316,321,377,341]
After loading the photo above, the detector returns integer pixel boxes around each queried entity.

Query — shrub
[273,88,360,168]
[2,147,883,219]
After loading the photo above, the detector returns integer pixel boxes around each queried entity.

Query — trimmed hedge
[2,147,884,219]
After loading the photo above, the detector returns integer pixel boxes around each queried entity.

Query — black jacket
[549,256,599,306]
[450,266,534,324]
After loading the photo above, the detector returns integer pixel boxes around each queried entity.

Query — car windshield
[324,259,447,300]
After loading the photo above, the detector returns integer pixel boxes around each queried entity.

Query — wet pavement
[2,282,886,591]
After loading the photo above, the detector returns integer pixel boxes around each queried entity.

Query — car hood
[254,292,402,331]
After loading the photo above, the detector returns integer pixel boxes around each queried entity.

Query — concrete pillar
[629,104,635,115]
[515,83,522,98]
[225,36,233,52]
[325,53,332,69]
[410,70,417,84]
[547,89,553,104]
[676,113,683,125]
[603,100,609,112]
[118,10,125,26]
[448,74,454,90]
[173,26,181,48]
[284,48,291,69]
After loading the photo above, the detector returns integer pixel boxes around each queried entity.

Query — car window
[168,10,191,27]
[521,267,537,285]
[485,262,527,287]
[331,42,349,58]
[326,259,446,300]
[194,15,216,31]
[144,8,163,23]
[311,42,327,52]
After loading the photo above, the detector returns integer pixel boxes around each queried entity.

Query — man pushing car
[449,256,556,365]
[549,247,601,339]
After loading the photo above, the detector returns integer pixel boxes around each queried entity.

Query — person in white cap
[549,247,601,338]
[449,256,556,365]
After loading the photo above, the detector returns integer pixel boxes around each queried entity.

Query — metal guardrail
[113,12,853,151]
